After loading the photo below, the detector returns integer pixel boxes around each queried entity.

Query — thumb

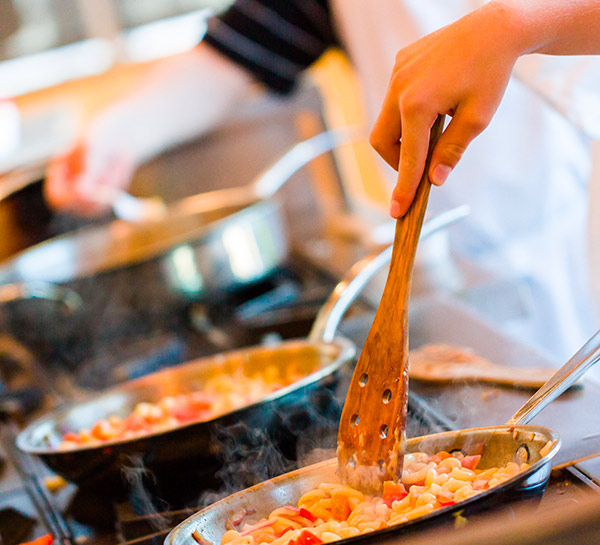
[428,108,489,186]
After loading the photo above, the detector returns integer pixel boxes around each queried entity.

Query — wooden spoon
[337,115,445,492]
[409,344,560,389]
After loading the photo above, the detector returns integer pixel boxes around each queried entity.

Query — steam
[120,454,171,532]
[198,383,345,507]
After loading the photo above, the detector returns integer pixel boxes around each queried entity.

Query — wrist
[482,0,544,58]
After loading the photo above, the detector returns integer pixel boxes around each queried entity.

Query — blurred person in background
[45,0,600,376]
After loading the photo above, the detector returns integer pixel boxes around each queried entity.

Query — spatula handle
[338,115,445,489]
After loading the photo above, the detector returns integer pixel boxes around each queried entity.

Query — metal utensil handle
[308,205,470,343]
[507,328,600,425]
[251,127,363,199]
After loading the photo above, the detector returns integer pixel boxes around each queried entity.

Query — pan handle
[172,127,365,217]
[0,282,82,313]
[506,328,600,426]
[308,205,470,343]
[251,127,363,199]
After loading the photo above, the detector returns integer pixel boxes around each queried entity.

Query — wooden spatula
[337,115,445,492]
[409,344,559,389]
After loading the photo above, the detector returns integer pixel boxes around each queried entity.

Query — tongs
[338,115,445,492]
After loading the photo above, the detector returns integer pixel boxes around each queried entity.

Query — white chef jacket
[331,0,600,376]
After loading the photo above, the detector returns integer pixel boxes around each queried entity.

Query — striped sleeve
[203,0,338,94]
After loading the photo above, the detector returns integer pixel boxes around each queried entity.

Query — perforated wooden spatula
[337,115,445,492]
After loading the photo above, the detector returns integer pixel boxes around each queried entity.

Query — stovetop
[1,254,600,545]
[0,254,355,545]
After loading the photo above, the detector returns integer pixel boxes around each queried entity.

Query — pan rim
[16,336,356,455]
[165,424,561,545]
[0,197,274,284]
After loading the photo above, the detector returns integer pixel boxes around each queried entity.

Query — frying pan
[165,298,600,545]
[0,128,357,324]
[15,207,467,488]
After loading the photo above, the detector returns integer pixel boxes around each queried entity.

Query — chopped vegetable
[382,481,408,507]
[19,535,53,545]
[295,530,323,545]
[461,455,481,470]
[298,508,317,523]
[192,530,213,545]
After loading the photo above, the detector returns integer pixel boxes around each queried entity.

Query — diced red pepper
[124,413,151,432]
[382,481,408,507]
[171,404,200,423]
[296,530,323,545]
[437,490,455,506]
[435,451,452,460]
[91,420,114,441]
[62,432,80,443]
[19,535,53,545]
[299,508,317,523]
[472,477,489,491]
[275,526,295,538]
[189,392,213,411]
[461,455,481,471]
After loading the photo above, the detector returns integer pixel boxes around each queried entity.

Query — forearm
[93,44,253,164]
[496,0,600,56]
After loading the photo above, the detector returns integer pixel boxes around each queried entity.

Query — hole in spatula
[382,389,392,404]
[379,425,389,439]
[359,373,369,386]
[351,413,360,426]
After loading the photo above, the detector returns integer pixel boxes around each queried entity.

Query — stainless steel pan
[165,327,600,545]
[15,207,466,487]
[0,129,357,311]
[0,129,358,358]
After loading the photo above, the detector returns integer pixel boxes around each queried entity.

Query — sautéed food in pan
[215,449,540,545]
[60,365,305,448]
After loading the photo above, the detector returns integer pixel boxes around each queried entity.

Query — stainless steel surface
[165,425,560,545]
[507,328,600,426]
[309,206,470,343]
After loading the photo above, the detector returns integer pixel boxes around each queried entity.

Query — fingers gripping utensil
[337,115,445,492]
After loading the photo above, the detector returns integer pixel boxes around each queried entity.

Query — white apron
[330,0,600,378]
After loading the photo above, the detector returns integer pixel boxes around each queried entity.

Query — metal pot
[165,327,600,545]
[0,130,357,339]
[15,207,467,488]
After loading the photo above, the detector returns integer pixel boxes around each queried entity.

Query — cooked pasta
[59,365,304,449]
[217,451,529,545]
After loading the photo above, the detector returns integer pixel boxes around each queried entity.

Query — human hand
[369,2,524,218]
[44,116,137,216]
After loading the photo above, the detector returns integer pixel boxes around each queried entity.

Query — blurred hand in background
[44,46,251,215]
